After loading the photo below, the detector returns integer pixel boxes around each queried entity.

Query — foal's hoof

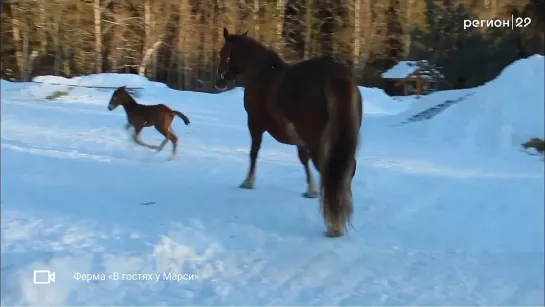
[239,181,254,189]
[302,191,319,198]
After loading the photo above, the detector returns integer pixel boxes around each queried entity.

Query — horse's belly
[265,122,299,145]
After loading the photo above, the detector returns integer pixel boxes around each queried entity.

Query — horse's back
[280,57,354,107]
[277,57,359,146]
[287,57,351,84]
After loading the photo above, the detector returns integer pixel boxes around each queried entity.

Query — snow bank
[359,86,410,115]
[26,73,169,100]
[13,73,409,116]
[405,55,545,154]
[32,73,167,89]
[1,80,25,92]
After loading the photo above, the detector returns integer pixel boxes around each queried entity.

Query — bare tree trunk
[9,4,25,80]
[53,22,63,75]
[109,1,120,71]
[138,41,162,75]
[303,0,313,59]
[217,0,224,63]
[253,0,260,39]
[38,0,47,54]
[25,50,39,81]
[141,0,152,78]
[404,0,413,58]
[177,0,189,88]
[276,0,285,54]
[182,0,193,89]
[93,0,103,73]
[63,58,71,76]
[143,0,151,55]
[353,0,361,69]
[22,20,30,78]
[71,0,84,74]
[357,0,374,72]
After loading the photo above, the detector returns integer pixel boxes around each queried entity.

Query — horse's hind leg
[240,119,265,189]
[297,146,318,198]
[266,104,305,146]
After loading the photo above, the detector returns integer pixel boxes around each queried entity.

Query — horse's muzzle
[215,78,228,91]
[107,104,114,111]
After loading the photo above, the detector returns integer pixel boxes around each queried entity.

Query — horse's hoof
[303,191,319,198]
[239,182,254,189]
[324,229,344,238]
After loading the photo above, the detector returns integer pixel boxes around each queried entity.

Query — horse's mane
[265,50,287,69]
[228,34,286,69]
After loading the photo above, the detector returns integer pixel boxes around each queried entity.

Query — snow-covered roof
[382,60,444,79]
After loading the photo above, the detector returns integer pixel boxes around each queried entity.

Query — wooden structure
[382,60,445,97]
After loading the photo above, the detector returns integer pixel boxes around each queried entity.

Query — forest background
[1,0,544,93]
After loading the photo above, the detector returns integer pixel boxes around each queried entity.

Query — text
[463,16,531,30]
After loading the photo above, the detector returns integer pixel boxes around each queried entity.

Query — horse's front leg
[297,146,318,198]
[240,119,265,189]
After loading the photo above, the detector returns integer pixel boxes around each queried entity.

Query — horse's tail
[172,110,190,125]
[320,76,362,236]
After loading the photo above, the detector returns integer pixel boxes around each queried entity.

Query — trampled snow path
[1,74,543,305]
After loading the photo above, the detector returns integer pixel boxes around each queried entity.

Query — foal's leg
[166,130,178,161]
[132,125,157,149]
[297,146,318,198]
[155,124,178,160]
[240,120,265,189]
[155,136,169,152]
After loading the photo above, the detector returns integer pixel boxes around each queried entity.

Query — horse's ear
[242,31,248,36]
[223,28,229,40]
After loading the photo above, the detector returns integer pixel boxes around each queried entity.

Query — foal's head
[107,86,131,111]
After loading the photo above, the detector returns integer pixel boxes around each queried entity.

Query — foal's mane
[228,34,286,69]
[115,86,137,104]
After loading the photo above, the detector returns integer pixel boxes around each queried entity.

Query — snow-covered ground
[1,55,544,306]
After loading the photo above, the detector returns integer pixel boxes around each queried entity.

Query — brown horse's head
[215,28,248,91]
[108,86,129,110]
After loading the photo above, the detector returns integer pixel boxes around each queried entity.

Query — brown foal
[107,86,191,160]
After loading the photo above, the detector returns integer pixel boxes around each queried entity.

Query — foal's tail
[320,76,362,236]
[171,110,191,125]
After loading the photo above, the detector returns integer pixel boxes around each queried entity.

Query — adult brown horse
[215,28,362,237]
